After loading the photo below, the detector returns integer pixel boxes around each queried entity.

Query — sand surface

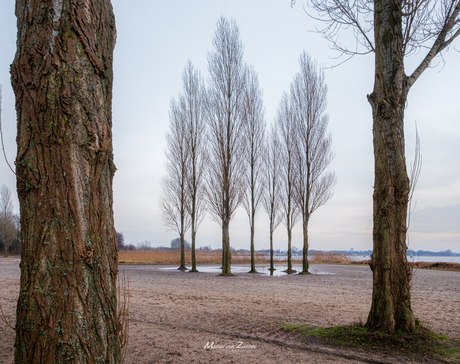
[0,258,459,363]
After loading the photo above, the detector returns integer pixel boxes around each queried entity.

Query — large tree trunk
[300,219,310,274]
[12,0,120,362]
[366,0,415,333]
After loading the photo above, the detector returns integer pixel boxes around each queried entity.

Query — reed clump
[118,249,266,265]
[410,261,460,272]
[309,252,353,264]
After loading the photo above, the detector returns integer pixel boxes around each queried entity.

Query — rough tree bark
[366,0,414,333]
[11,0,120,362]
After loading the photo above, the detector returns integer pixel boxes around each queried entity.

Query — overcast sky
[0,0,459,252]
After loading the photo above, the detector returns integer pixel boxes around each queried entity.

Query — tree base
[189,269,199,273]
[247,270,259,273]
[219,272,234,276]
[283,269,297,274]
[268,267,276,271]
[298,271,310,275]
[177,266,188,270]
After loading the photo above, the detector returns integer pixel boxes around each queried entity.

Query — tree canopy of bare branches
[290,52,336,274]
[242,66,266,274]
[294,0,460,333]
[296,0,460,69]
[205,17,247,276]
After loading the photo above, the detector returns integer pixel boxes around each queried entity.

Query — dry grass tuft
[117,271,129,363]
[0,299,14,331]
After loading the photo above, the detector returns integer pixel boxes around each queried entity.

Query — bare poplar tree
[294,0,460,332]
[263,123,284,272]
[277,93,300,273]
[242,66,266,274]
[12,0,120,361]
[181,61,207,273]
[205,17,247,276]
[0,185,15,257]
[290,52,336,275]
[160,92,192,270]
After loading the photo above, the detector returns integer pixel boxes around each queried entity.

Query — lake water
[273,255,460,264]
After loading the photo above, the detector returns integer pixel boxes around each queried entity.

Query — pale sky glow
[0,0,459,252]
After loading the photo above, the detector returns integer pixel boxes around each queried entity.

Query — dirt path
[1,259,459,363]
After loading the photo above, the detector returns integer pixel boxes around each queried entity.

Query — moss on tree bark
[366,0,415,334]
[12,0,120,361]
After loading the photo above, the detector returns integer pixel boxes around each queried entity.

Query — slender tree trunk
[284,231,296,274]
[221,219,232,275]
[287,240,292,271]
[12,0,120,362]
[190,226,198,272]
[178,181,186,270]
[366,0,415,333]
[300,218,310,274]
[178,231,186,270]
[189,167,198,272]
[269,224,275,271]
[249,208,257,273]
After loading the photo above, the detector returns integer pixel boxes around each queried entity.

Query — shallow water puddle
[159,264,335,276]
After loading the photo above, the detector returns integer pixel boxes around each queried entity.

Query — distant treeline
[116,232,460,257]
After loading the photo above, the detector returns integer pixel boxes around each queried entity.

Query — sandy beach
[0,258,459,363]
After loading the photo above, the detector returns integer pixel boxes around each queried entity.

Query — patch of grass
[280,323,316,336]
[280,322,460,362]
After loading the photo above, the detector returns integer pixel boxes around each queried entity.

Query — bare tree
[180,61,207,273]
[295,0,460,332]
[171,237,191,250]
[205,17,247,276]
[12,0,120,361]
[0,185,15,257]
[277,93,300,273]
[263,123,284,272]
[290,52,336,275]
[242,66,266,274]
[159,93,192,270]
[116,231,125,250]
